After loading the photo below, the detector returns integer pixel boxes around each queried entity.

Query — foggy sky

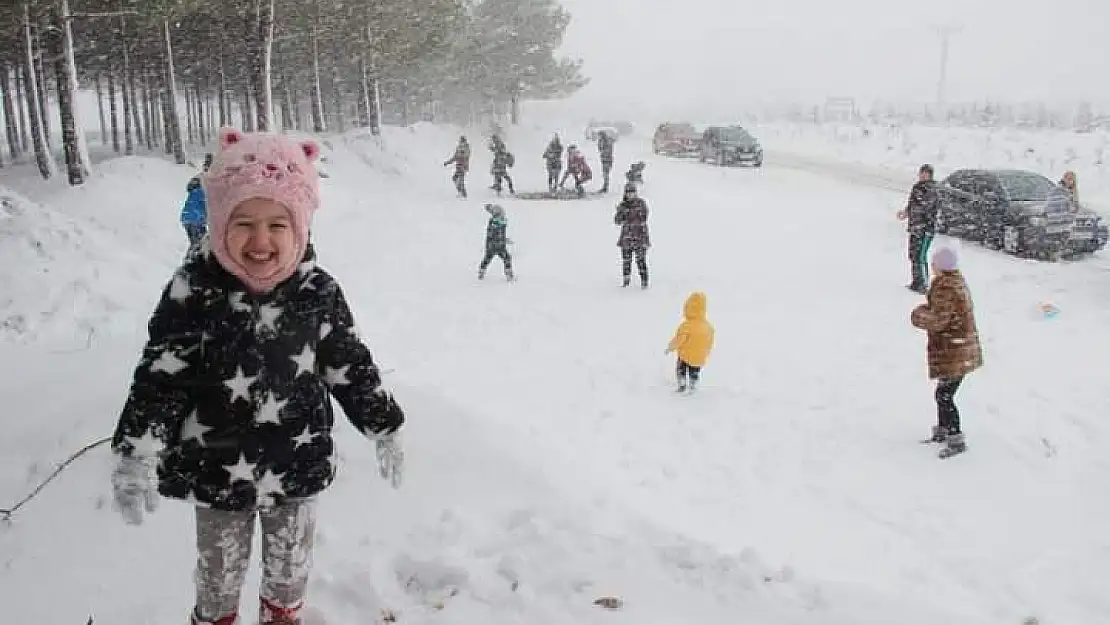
[556,0,1108,119]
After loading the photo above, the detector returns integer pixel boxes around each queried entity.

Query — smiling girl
[109,127,406,625]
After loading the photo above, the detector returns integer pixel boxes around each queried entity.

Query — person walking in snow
[543,134,563,192]
[897,164,939,294]
[488,134,515,196]
[664,291,715,393]
[478,203,514,281]
[597,130,615,193]
[614,182,650,288]
[109,127,406,625]
[444,136,470,198]
[180,153,213,256]
[560,145,592,197]
[910,247,982,459]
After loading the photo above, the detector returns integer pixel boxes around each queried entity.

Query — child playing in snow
[664,292,715,392]
[110,127,406,625]
[910,247,982,458]
[478,203,514,281]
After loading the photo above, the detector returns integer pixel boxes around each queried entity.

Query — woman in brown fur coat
[910,247,983,458]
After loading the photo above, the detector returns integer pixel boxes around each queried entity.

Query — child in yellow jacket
[664,291,715,392]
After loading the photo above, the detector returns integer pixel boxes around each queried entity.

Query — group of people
[443,130,646,199]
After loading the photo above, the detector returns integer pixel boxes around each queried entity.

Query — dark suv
[699,126,763,167]
[937,169,1075,259]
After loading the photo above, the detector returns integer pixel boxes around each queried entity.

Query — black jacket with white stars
[111,244,404,511]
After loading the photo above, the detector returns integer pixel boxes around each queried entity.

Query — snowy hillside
[754,121,1110,211]
[1,121,1108,625]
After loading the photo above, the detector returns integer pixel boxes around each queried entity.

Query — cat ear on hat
[300,140,320,162]
[219,127,244,148]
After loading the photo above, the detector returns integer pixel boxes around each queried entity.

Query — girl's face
[225,198,297,283]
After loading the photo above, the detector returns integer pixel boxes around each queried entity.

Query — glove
[375,432,404,489]
[111,455,159,525]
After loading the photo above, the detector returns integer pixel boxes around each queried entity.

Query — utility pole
[934,23,962,118]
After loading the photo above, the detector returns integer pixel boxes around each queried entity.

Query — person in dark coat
[444,136,470,198]
[614,182,650,288]
[488,134,515,195]
[597,130,615,192]
[478,203,514,281]
[625,161,645,186]
[543,134,563,192]
[560,145,592,197]
[897,163,939,294]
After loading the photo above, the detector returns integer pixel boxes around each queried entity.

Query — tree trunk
[127,53,143,148]
[15,65,29,152]
[217,56,229,127]
[280,72,294,131]
[107,62,119,153]
[510,90,520,125]
[142,71,155,149]
[160,79,173,155]
[46,0,86,185]
[1,64,22,161]
[94,72,107,146]
[309,20,325,132]
[184,85,195,144]
[22,2,53,179]
[32,28,50,148]
[162,19,185,164]
[119,15,133,155]
[240,85,253,131]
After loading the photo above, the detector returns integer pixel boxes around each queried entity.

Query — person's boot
[921,425,947,444]
[687,377,698,393]
[505,267,515,282]
[939,432,966,459]
[260,599,303,625]
[190,609,238,625]
[676,375,687,393]
[478,267,486,280]
[621,272,631,287]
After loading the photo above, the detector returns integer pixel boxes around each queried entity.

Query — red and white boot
[259,598,304,625]
[190,609,239,625]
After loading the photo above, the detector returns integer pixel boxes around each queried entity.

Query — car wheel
[753,159,763,168]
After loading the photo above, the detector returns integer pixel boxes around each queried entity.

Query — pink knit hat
[932,246,958,272]
[202,127,321,293]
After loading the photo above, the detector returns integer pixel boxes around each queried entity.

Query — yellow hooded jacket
[667,292,715,367]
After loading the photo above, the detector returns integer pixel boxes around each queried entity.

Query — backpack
[505,152,515,168]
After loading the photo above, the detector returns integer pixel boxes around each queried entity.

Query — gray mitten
[111,455,159,525]
[375,432,404,489]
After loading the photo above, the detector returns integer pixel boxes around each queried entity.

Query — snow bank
[754,122,1110,210]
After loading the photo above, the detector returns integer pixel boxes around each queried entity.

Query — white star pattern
[168,273,191,302]
[255,392,288,425]
[125,429,164,456]
[297,261,314,275]
[292,425,317,449]
[319,322,333,341]
[324,365,350,386]
[290,344,315,378]
[256,304,282,333]
[255,469,286,502]
[229,291,251,313]
[224,454,257,483]
[150,349,189,375]
[224,367,257,404]
[179,410,212,444]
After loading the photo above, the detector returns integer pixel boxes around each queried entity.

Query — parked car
[937,169,1076,259]
[1065,206,1109,255]
[585,119,634,141]
[652,122,701,157]
[699,125,763,167]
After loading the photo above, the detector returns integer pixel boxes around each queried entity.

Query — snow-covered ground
[1,119,1107,625]
[753,121,1110,212]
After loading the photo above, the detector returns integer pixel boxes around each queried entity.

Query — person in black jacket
[597,130,615,192]
[109,127,405,625]
[443,136,470,198]
[897,164,939,293]
[614,183,650,288]
[478,203,514,281]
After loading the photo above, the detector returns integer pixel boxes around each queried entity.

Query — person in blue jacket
[181,153,213,251]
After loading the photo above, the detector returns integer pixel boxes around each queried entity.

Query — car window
[944,172,974,193]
